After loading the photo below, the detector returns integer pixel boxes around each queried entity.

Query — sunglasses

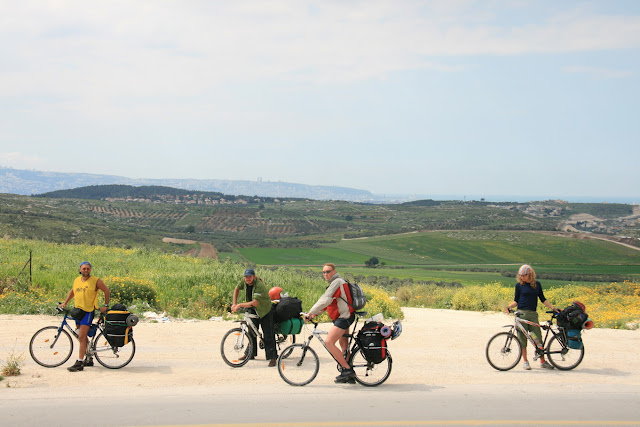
[322,270,333,274]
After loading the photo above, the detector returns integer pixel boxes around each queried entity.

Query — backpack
[357,321,387,364]
[341,281,366,311]
[557,302,589,330]
[105,306,135,347]
[274,297,303,322]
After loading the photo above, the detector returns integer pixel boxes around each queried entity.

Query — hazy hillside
[0,167,375,201]
[34,184,296,203]
[1,188,638,253]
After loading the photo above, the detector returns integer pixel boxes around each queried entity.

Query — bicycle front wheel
[349,346,392,387]
[277,344,319,386]
[546,334,584,370]
[29,326,74,368]
[486,332,522,371]
[220,327,253,367]
[93,331,136,369]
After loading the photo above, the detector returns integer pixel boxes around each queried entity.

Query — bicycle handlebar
[300,313,319,326]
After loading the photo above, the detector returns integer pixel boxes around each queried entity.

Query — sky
[1,1,639,201]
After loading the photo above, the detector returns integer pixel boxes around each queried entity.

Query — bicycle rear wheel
[349,346,392,387]
[277,344,319,386]
[220,327,253,367]
[29,326,74,368]
[93,331,136,369]
[486,332,522,371]
[546,334,584,370]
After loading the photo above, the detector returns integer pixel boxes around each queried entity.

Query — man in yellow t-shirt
[59,261,110,372]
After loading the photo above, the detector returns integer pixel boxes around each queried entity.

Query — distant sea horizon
[373,194,640,205]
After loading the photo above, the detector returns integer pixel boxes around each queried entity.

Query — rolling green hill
[1,189,638,288]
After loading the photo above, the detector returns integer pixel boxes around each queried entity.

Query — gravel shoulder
[1,308,639,396]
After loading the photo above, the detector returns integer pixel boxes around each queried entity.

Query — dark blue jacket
[514,281,547,311]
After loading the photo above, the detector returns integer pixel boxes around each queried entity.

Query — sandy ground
[1,308,639,394]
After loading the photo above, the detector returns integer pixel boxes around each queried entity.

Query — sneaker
[523,361,531,370]
[83,357,94,367]
[268,359,277,367]
[335,368,355,383]
[67,360,84,372]
[541,361,554,370]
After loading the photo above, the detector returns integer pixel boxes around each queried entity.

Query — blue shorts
[333,315,355,330]
[75,310,95,327]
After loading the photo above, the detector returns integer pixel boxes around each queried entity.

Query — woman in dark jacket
[505,264,558,370]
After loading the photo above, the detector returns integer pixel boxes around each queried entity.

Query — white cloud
[562,65,634,79]
[2,0,640,101]
[0,152,48,170]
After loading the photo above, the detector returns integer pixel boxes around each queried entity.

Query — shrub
[105,276,157,307]
[361,285,403,320]
[451,284,512,311]
[2,346,25,377]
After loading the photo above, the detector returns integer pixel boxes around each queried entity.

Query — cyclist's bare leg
[77,324,90,361]
[339,335,349,358]
[521,347,528,362]
[327,326,349,369]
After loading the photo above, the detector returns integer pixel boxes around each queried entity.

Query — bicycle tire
[277,344,319,386]
[349,346,392,387]
[486,331,522,371]
[93,331,136,369]
[546,334,584,370]
[220,327,253,368]
[29,326,74,368]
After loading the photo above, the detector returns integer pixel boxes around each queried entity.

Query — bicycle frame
[54,309,113,357]
[298,313,363,366]
[234,311,263,346]
[508,311,567,360]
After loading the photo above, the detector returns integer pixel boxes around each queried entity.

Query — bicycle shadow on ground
[570,367,631,377]
[303,383,442,393]
[111,366,173,374]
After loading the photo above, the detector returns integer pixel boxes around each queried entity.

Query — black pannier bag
[357,321,387,364]
[274,297,303,323]
[105,305,134,347]
[557,302,588,330]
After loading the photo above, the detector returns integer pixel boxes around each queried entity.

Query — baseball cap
[244,268,255,276]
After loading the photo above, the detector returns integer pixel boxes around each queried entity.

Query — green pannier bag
[278,317,303,336]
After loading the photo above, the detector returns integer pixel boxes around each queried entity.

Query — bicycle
[485,309,585,371]
[29,307,136,369]
[220,309,296,367]
[277,311,402,387]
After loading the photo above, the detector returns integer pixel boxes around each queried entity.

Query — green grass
[235,231,640,288]
[331,231,640,266]
[0,238,402,320]
[236,247,377,266]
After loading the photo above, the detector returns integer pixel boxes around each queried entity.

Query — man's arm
[309,280,341,317]
[231,287,259,312]
[97,279,110,313]
[60,289,74,308]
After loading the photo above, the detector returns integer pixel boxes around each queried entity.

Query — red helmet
[269,286,283,300]
[573,301,586,312]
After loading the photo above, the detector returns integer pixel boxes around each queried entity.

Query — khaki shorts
[516,310,541,348]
